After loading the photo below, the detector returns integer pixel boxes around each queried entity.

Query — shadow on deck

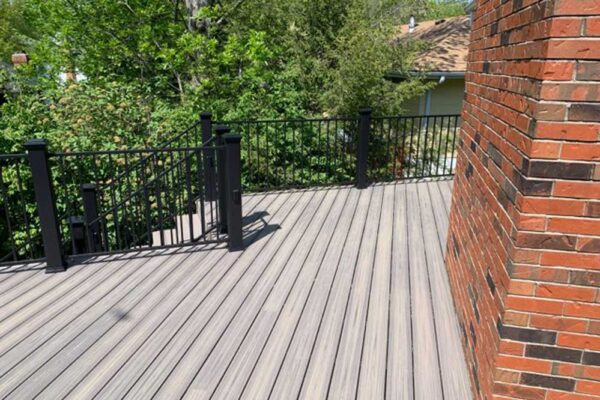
[0,179,471,399]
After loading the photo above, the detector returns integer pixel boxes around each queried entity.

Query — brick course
[446,0,600,398]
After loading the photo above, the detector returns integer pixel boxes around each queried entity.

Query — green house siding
[404,78,465,116]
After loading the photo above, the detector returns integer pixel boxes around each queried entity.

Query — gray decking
[0,179,471,400]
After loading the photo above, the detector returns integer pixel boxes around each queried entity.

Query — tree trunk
[184,0,212,32]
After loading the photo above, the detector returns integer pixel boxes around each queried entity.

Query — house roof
[395,15,471,74]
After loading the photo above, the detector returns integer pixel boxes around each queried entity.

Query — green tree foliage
[0,0,39,62]
[0,0,467,257]
[0,0,468,153]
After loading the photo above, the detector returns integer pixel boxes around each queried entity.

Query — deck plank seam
[103,192,292,399]
[264,189,361,400]
[0,256,152,361]
[296,187,374,400]
[323,186,377,400]
[384,182,398,400]
[416,183,447,400]
[207,188,349,398]
[235,188,353,399]
[27,247,221,399]
[66,193,272,398]
[140,190,316,398]
[179,189,332,398]
[404,183,417,400]
[0,251,178,397]
[354,185,387,399]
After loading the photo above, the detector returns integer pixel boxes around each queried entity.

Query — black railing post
[215,125,230,233]
[356,107,371,189]
[81,183,102,253]
[224,133,243,251]
[201,112,216,201]
[25,139,65,272]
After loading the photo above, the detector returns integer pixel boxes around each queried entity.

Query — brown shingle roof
[396,15,470,73]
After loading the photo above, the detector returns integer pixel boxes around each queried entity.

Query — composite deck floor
[0,179,471,400]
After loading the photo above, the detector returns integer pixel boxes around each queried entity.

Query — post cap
[24,138,49,151]
[81,183,97,191]
[215,125,231,135]
[223,133,242,144]
[359,108,372,115]
[200,112,212,119]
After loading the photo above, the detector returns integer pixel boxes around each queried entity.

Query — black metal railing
[110,111,460,193]
[222,117,360,192]
[0,110,459,270]
[0,154,45,265]
[51,146,224,258]
[0,130,244,271]
[369,114,461,182]
[220,112,460,191]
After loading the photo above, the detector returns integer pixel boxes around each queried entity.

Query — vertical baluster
[392,117,400,179]
[292,121,296,185]
[265,121,270,190]
[196,148,207,240]
[284,121,289,186]
[416,116,424,178]
[177,149,186,243]
[14,162,34,259]
[140,158,153,247]
[200,112,215,201]
[429,116,437,177]
[333,119,338,180]
[256,122,260,189]
[105,154,119,250]
[442,116,452,175]
[0,163,17,261]
[82,184,101,253]
[381,118,394,180]
[356,108,371,189]
[167,150,176,245]
[153,153,164,246]
[451,116,460,173]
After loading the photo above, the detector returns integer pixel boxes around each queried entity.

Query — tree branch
[216,0,247,26]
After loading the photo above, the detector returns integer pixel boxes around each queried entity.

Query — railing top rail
[50,145,222,158]
[219,116,360,124]
[0,153,27,160]
[371,113,461,119]
[153,119,202,149]
[219,113,461,125]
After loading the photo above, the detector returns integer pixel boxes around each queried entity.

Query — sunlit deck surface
[0,179,471,400]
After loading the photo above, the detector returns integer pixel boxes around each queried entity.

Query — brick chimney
[11,52,28,66]
[446,1,600,399]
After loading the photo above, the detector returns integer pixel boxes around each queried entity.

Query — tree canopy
[0,0,468,152]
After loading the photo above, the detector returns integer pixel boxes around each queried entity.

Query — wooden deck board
[207,188,351,400]
[418,183,471,399]
[327,185,383,399]
[357,184,394,399]
[240,188,360,400]
[407,182,444,400]
[387,183,413,400]
[0,180,471,400]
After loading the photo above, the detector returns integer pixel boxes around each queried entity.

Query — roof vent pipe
[409,16,416,33]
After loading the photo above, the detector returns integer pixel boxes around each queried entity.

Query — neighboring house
[390,15,471,116]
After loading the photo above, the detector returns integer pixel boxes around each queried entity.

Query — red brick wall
[446,0,600,399]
